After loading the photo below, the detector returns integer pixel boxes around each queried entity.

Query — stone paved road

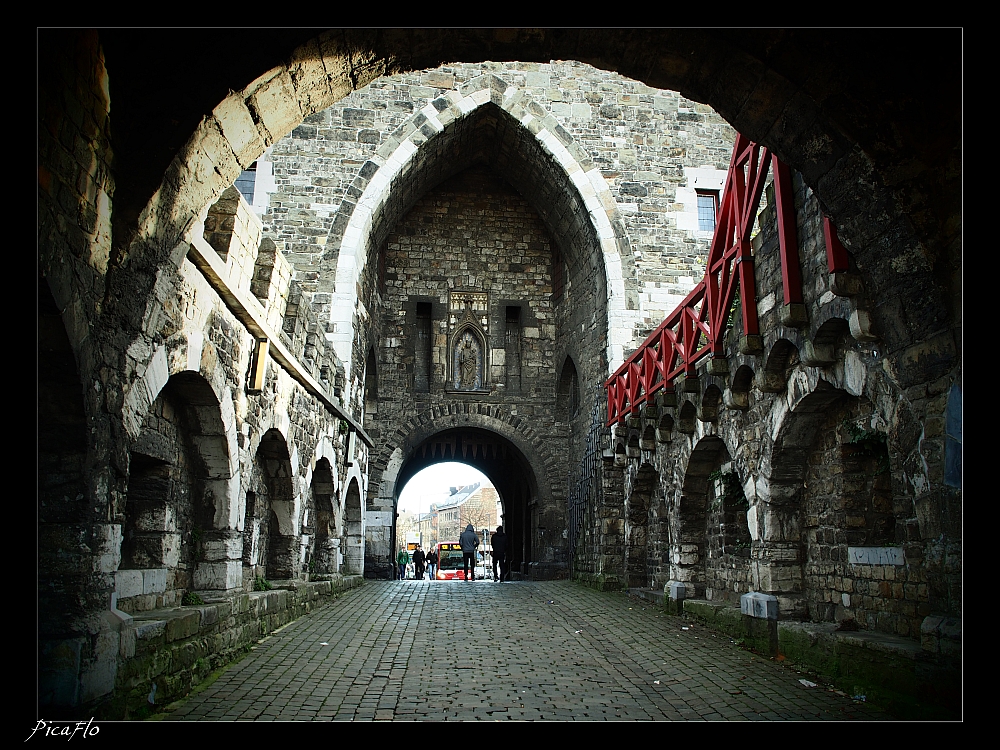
[164,580,889,721]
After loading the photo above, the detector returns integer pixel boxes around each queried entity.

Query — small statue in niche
[454,330,482,390]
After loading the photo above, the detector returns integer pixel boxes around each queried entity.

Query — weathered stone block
[194,561,243,592]
[143,568,167,595]
[116,569,143,599]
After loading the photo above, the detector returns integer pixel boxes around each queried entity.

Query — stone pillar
[596,462,625,589]
[268,535,298,580]
[750,497,806,618]
[194,529,243,591]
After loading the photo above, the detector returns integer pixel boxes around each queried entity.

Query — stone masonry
[37,30,960,718]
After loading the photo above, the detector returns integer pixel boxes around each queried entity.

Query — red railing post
[772,156,802,306]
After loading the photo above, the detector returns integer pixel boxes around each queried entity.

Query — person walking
[491,525,508,582]
[426,547,438,580]
[412,544,426,580]
[396,547,409,580]
[459,524,480,581]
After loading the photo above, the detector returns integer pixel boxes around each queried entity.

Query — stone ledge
[628,587,664,606]
[103,575,364,719]
[573,571,626,592]
[678,599,960,720]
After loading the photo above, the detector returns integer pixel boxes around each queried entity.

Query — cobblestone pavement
[164,580,889,721]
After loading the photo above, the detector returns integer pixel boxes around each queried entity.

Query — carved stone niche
[448,291,490,393]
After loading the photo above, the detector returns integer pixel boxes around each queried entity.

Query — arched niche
[624,463,659,589]
[246,428,297,582]
[342,478,364,575]
[121,370,235,609]
[557,356,582,422]
[450,323,488,393]
[311,458,339,575]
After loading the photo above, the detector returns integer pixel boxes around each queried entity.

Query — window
[696,190,719,233]
[414,302,432,393]
[234,162,257,205]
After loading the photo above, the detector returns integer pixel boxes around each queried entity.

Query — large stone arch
[100,31,957,407]
[328,76,633,383]
[750,357,905,619]
[371,404,557,509]
[371,406,562,577]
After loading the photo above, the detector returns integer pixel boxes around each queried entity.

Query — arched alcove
[121,371,228,609]
[675,436,732,598]
[311,459,339,575]
[557,356,581,422]
[625,463,659,589]
[342,478,364,575]
[248,429,297,582]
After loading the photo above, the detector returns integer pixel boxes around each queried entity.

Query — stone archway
[342,478,364,575]
[674,436,729,598]
[120,370,237,609]
[327,78,633,385]
[311,458,339,575]
[624,463,658,589]
[383,424,550,579]
[249,429,298,581]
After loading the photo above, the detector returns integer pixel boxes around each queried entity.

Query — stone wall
[39,49,369,709]
[37,31,960,716]
[255,62,735,576]
[107,576,363,720]
[262,60,734,342]
[577,156,961,658]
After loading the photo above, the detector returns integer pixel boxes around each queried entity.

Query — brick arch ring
[369,403,560,509]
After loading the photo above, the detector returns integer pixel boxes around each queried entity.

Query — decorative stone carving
[448,291,489,392]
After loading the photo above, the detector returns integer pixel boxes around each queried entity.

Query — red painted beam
[772,156,802,305]
[823,216,850,273]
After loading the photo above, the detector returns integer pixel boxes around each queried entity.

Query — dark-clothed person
[459,524,480,580]
[412,545,426,579]
[492,525,508,582]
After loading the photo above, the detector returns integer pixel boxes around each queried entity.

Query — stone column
[749,490,806,619]
[194,529,244,591]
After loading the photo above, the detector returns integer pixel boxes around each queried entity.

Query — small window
[234,162,257,205]
[696,190,719,233]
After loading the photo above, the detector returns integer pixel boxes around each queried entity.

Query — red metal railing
[605,134,797,426]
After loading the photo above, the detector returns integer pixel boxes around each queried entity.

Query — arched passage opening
[121,370,232,608]
[247,429,297,582]
[342,478,364,575]
[390,427,539,579]
[395,463,498,579]
[625,463,659,589]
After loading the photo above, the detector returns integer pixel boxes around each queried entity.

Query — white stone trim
[331,76,631,383]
